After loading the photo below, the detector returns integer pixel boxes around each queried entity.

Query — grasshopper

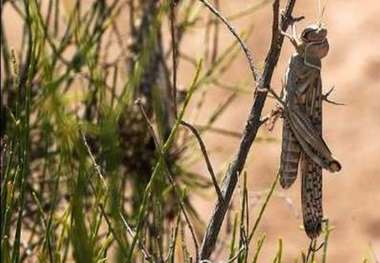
[279,22,341,239]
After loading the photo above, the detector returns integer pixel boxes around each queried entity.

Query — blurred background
[180,1,380,262]
[2,0,380,262]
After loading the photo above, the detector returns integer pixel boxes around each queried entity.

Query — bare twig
[81,132,106,186]
[199,0,298,259]
[196,125,243,139]
[199,0,260,82]
[180,120,223,200]
[305,239,317,263]
[322,86,345,106]
[305,237,324,263]
[266,87,285,105]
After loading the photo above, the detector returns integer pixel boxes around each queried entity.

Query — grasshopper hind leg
[301,153,323,239]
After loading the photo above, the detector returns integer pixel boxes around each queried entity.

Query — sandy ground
[179,0,380,262]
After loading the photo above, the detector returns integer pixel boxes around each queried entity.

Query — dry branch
[199,0,260,82]
[199,0,298,259]
[180,120,223,200]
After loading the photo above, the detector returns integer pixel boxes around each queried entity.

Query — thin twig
[119,212,153,262]
[322,219,332,263]
[199,0,260,82]
[127,60,202,261]
[306,238,324,263]
[305,239,316,263]
[211,0,220,64]
[180,120,223,200]
[165,214,181,263]
[199,0,298,259]
[267,88,285,105]
[252,235,266,263]
[80,131,130,258]
[322,86,345,106]
[136,99,200,263]
[170,0,178,117]
[81,132,106,186]
[196,125,243,139]
[226,244,246,263]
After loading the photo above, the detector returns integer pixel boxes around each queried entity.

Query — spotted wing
[279,118,301,189]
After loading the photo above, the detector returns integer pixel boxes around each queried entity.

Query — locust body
[279,24,341,239]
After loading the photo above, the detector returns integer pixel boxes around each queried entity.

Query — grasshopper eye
[301,24,320,40]
[302,29,316,40]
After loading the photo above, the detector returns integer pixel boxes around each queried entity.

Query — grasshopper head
[301,24,329,59]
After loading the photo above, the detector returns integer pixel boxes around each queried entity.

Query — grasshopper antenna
[316,0,321,25]
[318,0,328,27]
